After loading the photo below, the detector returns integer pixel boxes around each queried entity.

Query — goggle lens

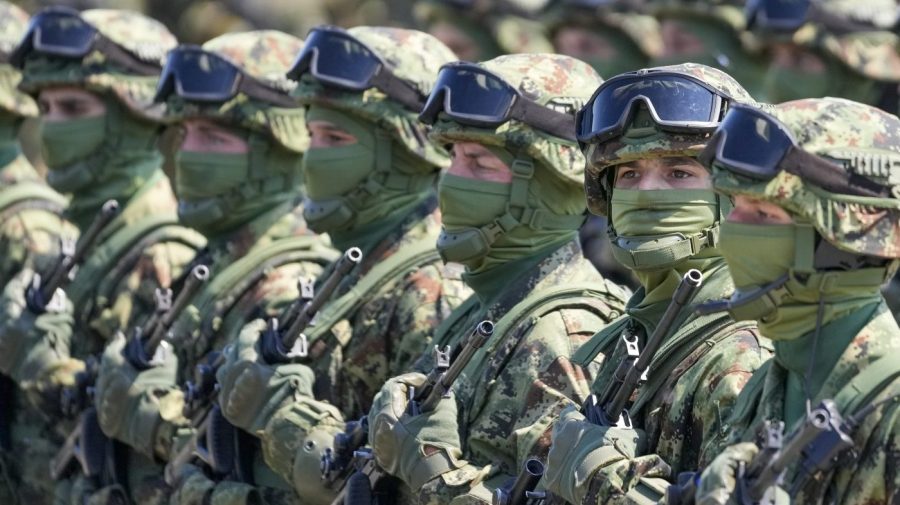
[156,48,241,102]
[422,66,515,124]
[290,29,381,90]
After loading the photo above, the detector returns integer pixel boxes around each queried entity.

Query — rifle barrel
[142,264,210,357]
[418,320,493,413]
[603,269,702,423]
[280,247,362,350]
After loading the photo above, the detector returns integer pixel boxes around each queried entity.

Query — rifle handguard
[493,458,545,505]
[414,320,493,414]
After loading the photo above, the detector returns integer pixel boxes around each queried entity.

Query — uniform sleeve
[577,329,770,505]
[417,307,608,505]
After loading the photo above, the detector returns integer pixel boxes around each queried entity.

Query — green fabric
[328,197,422,253]
[579,28,648,79]
[40,116,107,173]
[173,126,305,239]
[777,301,879,427]
[759,53,877,104]
[720,221,886,341]
[437,173,512,266]
[462,236,572,305]
[0,114,20,161]
[609,188,721,273]
[302,105,433,235]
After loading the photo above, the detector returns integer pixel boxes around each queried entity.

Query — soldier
[185,26,470,505]
[0,7,206,504]
[540,64,771,504]
[747,0,900,107]
[689,98,900,505]
[86,31,338,504]
[414,0,554,61]
[364,53,630,505]
[0,1,72,289]
[645,0,769,99]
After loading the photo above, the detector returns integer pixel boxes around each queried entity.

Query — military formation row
[0,3,898,505]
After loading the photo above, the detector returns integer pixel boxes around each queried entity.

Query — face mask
[174,150,253,234]
[302,143,377,233]
[0,114,20,146]
[609,188,720,270]
[437,173,511,265]
[720,221,795,293]
[41,115,106,169]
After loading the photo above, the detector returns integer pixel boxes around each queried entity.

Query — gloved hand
[216,319,317,434]
[545,405,649,505]
[0,268,82,415]
[168,463,261,505]
[696,443,761,505]
[368,373,467,490]
[94,331,183,457]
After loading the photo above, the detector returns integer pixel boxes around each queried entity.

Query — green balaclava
[302,105,436,252]
[429,53,602,302]
[162,30,311,240]
[0,112,21,167]
[39,93,161,228]
[709,97,900,424]
[759,48,879,104]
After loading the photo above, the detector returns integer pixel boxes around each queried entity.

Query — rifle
[582,269,702,428]
[167,248,363,486]
[667,400,856,505]
[334,320,494,505]
[123,264,211,369]
[261,246,363,362]
[26,199,119,314]
[492,459,546,505]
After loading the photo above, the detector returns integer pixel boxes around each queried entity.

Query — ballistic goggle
[418,62,577,140]
[745,0,810,32]
[700,103,894,198]
[154,45,297,107]
[575,71,731,145]
[286,26,425,112]
[9,6,159,75]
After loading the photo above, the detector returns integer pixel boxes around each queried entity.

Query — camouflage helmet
[0,2,37,118]
[14,8,176,122]
[165,30,307,153]
[712,97,900,259]
[752,0,900,82]
[430,53,602,193]
[292,26,457,169]
[582,62,759,215]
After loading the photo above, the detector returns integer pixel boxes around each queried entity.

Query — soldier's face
[447,142,512,183]
[659,20,706,58]
[179,118,249,154]
[727,195,793,225]
[308,120,359,148]
[769,42,827,74]
[614,157,709,190]
[431,21,480,62]
[38,86,106,122]
[554,26,617,61]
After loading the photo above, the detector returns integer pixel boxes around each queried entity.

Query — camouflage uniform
[0,2,72,290]
[540,64,770,505]
[365,54,630,505]
[79,31,338,505]
[199,27,470,505]
[693,98,900,505]
[0,9,206,505]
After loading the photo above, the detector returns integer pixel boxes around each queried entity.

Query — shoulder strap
[572,318,631,369]
[302,237,442,346]
[0,181,66,219]
[836,354,900,417]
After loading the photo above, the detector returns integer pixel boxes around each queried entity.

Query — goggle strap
[237,77,299,108]
[511,98,577,141]
[370,71,424,112]
[780,147,893,198]
[92,36,160,76]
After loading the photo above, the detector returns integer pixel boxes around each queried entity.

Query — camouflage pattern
[711,98,900,260]
[543,263,769,504]
[221,205,471,504]
[698,301,900,505]
[292,26,456,169]
[15,9,176,122]
[166,31,309,153]
[763,0,900,82]
[0,2,38,118]
[403,240,628,505]
[429,53,603,189]
[582,63,762,216]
